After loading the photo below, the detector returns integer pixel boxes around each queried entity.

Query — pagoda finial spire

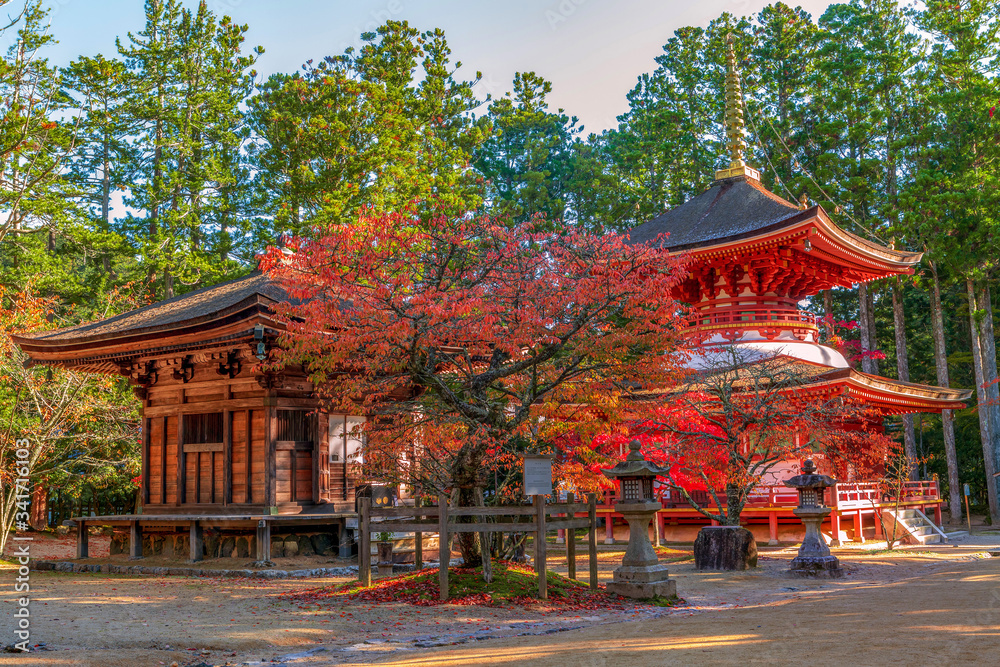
[715,33,760,182]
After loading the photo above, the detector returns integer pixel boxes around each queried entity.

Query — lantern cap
[601,440,670,480]
[783,459,836,490]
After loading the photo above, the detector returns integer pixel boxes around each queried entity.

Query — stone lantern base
[789,507,844,578]
[604,501,677,599]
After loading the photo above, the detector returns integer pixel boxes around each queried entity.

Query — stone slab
[606,579,677,599]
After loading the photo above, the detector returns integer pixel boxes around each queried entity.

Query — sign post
[523,455,553,497]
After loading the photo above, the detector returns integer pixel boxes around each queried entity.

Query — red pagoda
[602,36,971,547]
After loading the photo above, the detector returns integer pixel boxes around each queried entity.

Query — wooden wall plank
[142,417,151,505]
[223,409,232,505]
[165,416,178,504]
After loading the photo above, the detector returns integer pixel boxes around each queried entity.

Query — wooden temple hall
[14,274,365,561]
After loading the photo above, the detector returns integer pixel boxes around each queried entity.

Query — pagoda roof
[13,272,290,371]
[627,175,921,277]
[628,175,804,251]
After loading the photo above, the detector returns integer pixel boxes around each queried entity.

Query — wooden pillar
[653,509,662,546]
[190,521,204,562]
[160,416,167,505]
[934,504,943,527]
[854,510,865,543]
[534,494,547,600]
[312,412,320,504]
[438,494,449,601]
[265,401,277,509]
[129,520,143,559]
[768,511,779,546]
[873,511,884,539]
[223,409,232,505]
[415,531,423,570]
[566,492,576,581]
[556,528,565,544]
[176,414,185,506]
[256,519,271,561]
[338,520,351,559]
[76,520,88,559]
[245,410,253,504]
[359,497,371,587]
[587,493,598,591]
[142,417,151,505]
[604,514,615,544]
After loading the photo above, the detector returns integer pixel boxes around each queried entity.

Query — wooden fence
[359,492,598,600]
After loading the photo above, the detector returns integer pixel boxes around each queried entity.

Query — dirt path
[1,540,997,666]
[353,556,1000,667]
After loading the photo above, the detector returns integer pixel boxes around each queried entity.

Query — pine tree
[117,0,259,298]
[248,21,484,238]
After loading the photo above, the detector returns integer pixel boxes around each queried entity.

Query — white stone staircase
[883,508,951,545]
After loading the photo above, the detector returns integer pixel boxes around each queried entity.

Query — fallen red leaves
[285,562,664,612]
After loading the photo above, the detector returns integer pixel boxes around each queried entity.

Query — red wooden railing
[832,480,941,510]
[598,479,940,512]
[688,307,818,332]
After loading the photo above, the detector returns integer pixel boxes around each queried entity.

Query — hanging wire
[744,105,800,203]
[759,113,887,244]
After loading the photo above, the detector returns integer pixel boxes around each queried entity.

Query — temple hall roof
[15,272,286,346]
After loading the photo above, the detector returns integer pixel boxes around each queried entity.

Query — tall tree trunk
[967,278,1000,523]
[892,281,918,480]
[929,264,961,523]
[859,282,879,374]
[101,133,112,275]
[977,281,1000,523]
[823,289,834,338]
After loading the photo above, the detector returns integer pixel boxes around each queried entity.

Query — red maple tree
[263,210,691,563]
[568,346,900,526]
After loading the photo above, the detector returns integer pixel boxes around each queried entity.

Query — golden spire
[714,33,760,182]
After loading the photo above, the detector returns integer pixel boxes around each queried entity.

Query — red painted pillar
[768,512,778,546]
[873,510,883,538]
[830,483,842,546]
[934,504,943,527]
[604,514,615,545]
[854,510,865,543]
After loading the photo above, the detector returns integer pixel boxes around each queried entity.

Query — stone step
[896,509,919,519]
[917,534,942,544]
[907,525,933,536]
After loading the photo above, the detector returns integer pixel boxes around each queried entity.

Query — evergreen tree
[248,21,483,238]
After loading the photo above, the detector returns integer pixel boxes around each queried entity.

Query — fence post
[76,520,88,559]
[415,528,423,571]
[566,492,576,580]
[438,494,449,601]
[360,497,371,587]
[587,493,598,591]
[534,494,547,600]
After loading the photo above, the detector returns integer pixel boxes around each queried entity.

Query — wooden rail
[359,493,599,601]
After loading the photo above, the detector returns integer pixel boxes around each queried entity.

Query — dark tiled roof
[20,272,287,344]
[627,175,804,250]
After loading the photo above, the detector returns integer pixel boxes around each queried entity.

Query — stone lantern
[601,440,677,598]
[783,459,843,578]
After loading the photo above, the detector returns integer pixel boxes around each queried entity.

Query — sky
[31,0,838,133]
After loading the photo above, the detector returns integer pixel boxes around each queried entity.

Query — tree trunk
[967,278,1000,522]
[859,282,879,374]
[693,526,758,571]
[892,282,918,480]
[929,265,961,523]
[824,289,834,337]
[977,281,1000,523]
[449,485,482,568]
